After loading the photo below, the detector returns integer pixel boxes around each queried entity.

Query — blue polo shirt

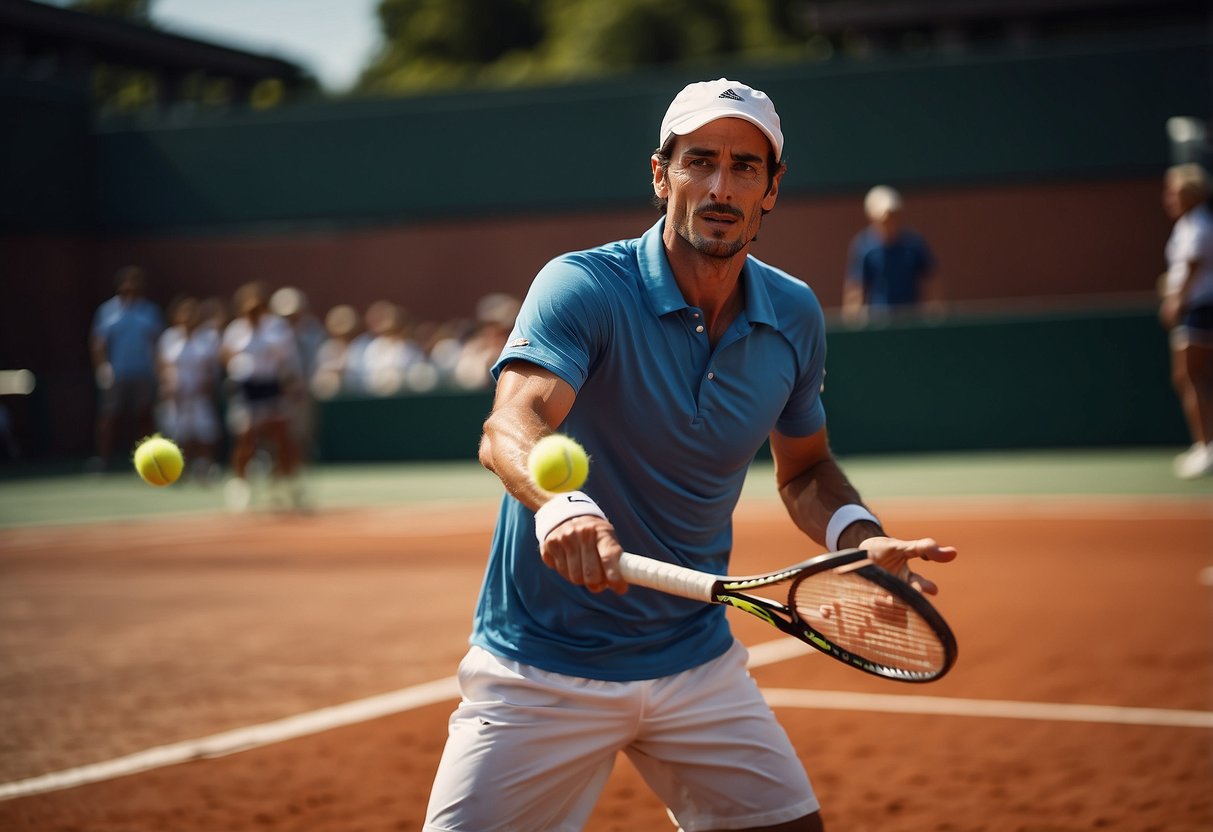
[91,296,163,380]
[473,218,827,681]
[846,227,935,307]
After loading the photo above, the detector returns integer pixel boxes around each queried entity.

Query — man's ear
[762,162,787,212]
[651,155,669,199]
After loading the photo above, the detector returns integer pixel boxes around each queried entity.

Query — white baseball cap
[659,78,784,160]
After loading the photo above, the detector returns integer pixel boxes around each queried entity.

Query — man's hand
[539,515,627,594]
[860,536,957,595]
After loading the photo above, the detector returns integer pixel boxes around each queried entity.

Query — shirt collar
[637,217,778,329]
[638,218,688,316]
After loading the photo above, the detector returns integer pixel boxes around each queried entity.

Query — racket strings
[793,570,946,673]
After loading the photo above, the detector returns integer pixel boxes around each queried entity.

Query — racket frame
[618,548,957,683]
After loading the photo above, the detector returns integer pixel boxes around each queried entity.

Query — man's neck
[667,247,746,345]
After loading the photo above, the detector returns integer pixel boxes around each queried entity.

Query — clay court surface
[1,457,1210,831]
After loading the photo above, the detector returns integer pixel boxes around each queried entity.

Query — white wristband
[534,491,607,543]
[826,504,881,551]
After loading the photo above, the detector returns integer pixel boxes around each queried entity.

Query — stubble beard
[675,210,759,261]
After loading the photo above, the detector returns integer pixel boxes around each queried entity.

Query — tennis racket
[617,548,957,682]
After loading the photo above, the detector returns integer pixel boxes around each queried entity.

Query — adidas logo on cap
[718,88,744,101]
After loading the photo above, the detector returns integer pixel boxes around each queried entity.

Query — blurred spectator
[89,265,163,472]
[271,286,327,462]
[1159,163,1213,479]
[476,292,522,329]
[221,281,304,511]
[156,296,221,483]
[308,293,522,397]
[311,304,361,399]
[842,186,938,324]
[362,303,430,395]
[344,299,398,393]
[453,319,511,390]
[271,287,327,382]
[427,317,477,386]
[198,296,229,335]
[449,292,521,390]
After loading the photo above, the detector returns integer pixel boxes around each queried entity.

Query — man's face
[117,271,143,299]
[1163,179,1198,220]
[653,118,782,260]
[874,209,903,243]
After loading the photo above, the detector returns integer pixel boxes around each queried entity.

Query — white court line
[5,637,1212,801]
[761,688,1213,729]
[0,677,458,802]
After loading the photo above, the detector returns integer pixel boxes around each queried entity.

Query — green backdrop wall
[93,34,1210,232]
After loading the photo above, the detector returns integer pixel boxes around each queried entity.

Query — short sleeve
[491,255,612,393]
[774,291,828,438]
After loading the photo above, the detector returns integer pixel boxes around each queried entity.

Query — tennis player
[423,78,957,832]
[1160,163,1213,479]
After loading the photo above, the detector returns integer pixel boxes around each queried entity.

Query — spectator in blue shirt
[843,185,938,324]
[89,265,163,471]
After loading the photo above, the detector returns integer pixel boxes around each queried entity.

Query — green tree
[360,0,545,90]
[68,0,160,111]
[357,0,810,95]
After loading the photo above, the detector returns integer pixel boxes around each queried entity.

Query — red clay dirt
[1,498,1210,831]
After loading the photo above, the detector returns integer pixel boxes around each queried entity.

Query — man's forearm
[778,455,884,550]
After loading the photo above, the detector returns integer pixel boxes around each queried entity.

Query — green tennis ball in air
[133,435,184,487]
[527,434,590,492]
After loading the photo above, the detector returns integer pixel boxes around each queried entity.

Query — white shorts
[423,641,818,832]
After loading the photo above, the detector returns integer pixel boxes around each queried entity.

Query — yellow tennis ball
[133,435,184,487]
[527,434,590,493]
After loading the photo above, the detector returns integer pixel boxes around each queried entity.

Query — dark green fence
[820,306,1185,455]
[316,389,494,462]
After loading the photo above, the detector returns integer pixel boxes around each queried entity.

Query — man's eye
[689,158,711,168]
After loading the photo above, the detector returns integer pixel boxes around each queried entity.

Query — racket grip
[617,552,717,602]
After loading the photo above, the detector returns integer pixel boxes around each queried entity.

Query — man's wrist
[835,520,886,550]
[826,504,883,551]
[534,491,606,543]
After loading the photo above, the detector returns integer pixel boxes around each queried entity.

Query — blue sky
[43,0,384,91]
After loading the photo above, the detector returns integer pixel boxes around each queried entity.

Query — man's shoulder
[1188,205,1213,234]
[1173,207,1213,247]
[94,296,121,317]
[748,255,815,298]
[746,255,825,341]
[539,237,645,296]
[552,236,640,270]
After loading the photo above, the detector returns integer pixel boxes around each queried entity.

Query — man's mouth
[698,207,743,226]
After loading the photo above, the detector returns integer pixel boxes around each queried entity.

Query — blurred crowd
[88,266,519,505]
[308,290,520,400]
